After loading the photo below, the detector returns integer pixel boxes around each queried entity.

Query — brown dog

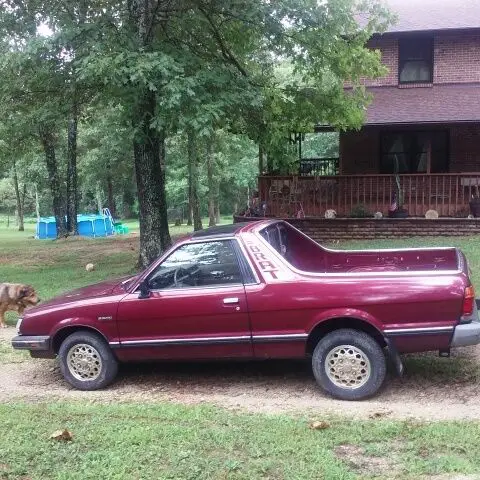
[0,283,40,328]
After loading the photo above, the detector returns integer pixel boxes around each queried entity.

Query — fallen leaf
[309,421,330,430]
[50,429,73,441]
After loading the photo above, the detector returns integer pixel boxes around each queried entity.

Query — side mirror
[138,280,151,299]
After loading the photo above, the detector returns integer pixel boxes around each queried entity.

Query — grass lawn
[2,402,480,479]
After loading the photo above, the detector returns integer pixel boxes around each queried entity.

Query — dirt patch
[3,327,480,421]
[335,444,401,478]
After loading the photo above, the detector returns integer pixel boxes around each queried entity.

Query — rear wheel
[312,328,386,400]
[58,331,118,390]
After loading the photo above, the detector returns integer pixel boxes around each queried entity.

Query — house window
[398,37,433,84]
[380,131,448,174]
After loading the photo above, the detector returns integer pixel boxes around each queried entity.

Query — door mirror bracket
[138,280,151,299]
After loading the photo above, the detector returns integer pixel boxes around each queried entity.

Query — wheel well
[52,326,108,354]
[306,318,386,356]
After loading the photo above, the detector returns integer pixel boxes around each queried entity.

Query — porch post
[338,131,343,175]
[259,144,264,175]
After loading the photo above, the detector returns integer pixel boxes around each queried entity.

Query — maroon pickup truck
[12,220,480,400]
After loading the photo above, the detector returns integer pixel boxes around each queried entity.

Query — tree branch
[195,3,248,77]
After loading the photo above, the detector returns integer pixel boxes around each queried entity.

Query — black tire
[312,328,386,401]
[58,331,118,391]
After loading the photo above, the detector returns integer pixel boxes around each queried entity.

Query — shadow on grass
[401,350,480,383]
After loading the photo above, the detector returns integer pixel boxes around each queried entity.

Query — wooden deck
[258,174,480,217]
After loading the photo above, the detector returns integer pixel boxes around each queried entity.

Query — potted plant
[469,185,480,217]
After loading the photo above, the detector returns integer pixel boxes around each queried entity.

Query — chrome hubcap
[67,344,102,381]
[325,345,371,389]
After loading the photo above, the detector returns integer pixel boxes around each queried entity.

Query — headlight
[16,317,23,335]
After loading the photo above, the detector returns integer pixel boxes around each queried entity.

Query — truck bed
[324,247,459,273]
[259,221,461,274]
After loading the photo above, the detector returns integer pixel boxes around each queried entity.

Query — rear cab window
[259,222,327,272]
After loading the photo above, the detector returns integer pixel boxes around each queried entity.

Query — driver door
[116,239,253,360]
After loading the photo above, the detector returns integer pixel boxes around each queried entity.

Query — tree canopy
[0,0,391,266]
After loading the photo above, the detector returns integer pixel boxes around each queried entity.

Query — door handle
[223,297,239,305]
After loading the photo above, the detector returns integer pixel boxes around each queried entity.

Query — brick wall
[360,32,480,87]
[435,33,480,84]
[363,37,398,87]
[234,216,480,241]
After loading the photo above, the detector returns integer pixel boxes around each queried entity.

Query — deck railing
[258,173,480,217]
[299,157,339,176]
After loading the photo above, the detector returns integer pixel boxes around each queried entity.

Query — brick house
[259,0,480,218]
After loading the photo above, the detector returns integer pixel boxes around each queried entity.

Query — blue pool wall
[36,214,114,239]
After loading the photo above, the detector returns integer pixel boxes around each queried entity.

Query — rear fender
[306,308,383,333]
[307,309,404,376]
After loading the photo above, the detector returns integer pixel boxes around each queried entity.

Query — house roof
[382,0,480,34]
[364,84,480,125]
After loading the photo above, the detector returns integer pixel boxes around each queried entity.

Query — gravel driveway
[2,328,480,421]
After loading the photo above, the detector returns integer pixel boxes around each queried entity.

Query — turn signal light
[462,285,475,317]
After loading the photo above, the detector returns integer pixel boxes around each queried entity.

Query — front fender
[50,317,118,344]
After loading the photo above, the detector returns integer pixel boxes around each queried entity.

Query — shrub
[349,204,372,218]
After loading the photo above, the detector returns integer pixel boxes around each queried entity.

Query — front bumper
[11,335,51,351]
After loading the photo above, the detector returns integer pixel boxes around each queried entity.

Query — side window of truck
[147,240,243,289]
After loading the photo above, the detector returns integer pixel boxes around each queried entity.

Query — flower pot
[388,208,408,218]
[394,209,409,218]
[470,198,480,218]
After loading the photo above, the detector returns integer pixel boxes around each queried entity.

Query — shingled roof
[364,84,480,125]
[383,0,480,34]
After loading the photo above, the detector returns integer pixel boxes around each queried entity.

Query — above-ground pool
[36,214,115,239]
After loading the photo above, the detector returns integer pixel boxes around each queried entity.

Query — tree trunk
[34,183,40,219]
[38,125,67,238]
[187,128,203,231]
[129,0,171,268]
[259,144,265,175]
[215,180,221,224]
[21,183,26,221]
[187,168,193,226]
[206,135,216,227]
[133,90,171,268]
[66,113,78,234]
[95,183,103,214]
[106,163,116,217]
[12,159,24,231]
[122,188,134,219]
[266,152,273,174]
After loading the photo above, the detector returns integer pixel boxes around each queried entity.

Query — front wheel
[312,328,386,401]
[58,331,118,390]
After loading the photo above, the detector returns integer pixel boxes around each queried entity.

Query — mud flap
[385,337,404,376]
